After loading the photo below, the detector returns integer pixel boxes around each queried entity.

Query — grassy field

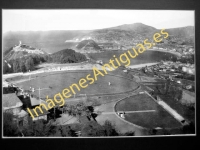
[115,94,182,128]
[87,94,130,106]
[16,70,138,99]
[147,85,195,123]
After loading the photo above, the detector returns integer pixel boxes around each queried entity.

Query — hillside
[166,26,194,38]
[69,23,194,46]
[71,29,145,45]
[3,43,87,74]
[49,49,87,63]
[109,23,158,35]
[165,26,195,45]
[4,43,47,60]
[76,40,101,50]
[3,23,195,54]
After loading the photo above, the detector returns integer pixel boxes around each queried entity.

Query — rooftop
[27,107,50,117]
[3,93,23,108]
[30,96,49,107]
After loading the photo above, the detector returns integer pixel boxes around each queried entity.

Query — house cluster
[144,61,195,75]
[141,60,195,107]
[176,45,195,55]
[142,61,195,91]
[153,44,194,55]
[96,60,103,65]
[98,43,126,50]
[3,80,90,129]
[3,83,53,128]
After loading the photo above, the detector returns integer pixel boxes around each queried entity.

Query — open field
[147,85,195,123]
[15,70,139,99]
[115,94,182,128]
[95,99,148,136]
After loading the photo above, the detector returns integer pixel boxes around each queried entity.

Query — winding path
[94,85,150,136]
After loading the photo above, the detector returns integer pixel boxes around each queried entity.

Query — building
[17,110,29,127]
[98,43,125,50]
[28,107,49,121]
[180,90,195,106]
[16,88,50,121]
[96,60,103,65]
[28,96,50,121]
[182,66,195,75]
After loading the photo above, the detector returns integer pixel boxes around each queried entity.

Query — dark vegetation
[49,49,86,63]
[178,54,194,64]
[3,112,134,137]
[148,121,195,135]
[3,48,87,74]
[3,112,21,136]
[3,100,134,137]
[3,55,45,74]
[3,86,17,94]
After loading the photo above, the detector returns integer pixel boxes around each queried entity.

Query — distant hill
[165,26,194,38]
[71,29,144,45]
[76,40,101,50]
[165,26,195,45]
[3,30,91,53]
[70,23,158,44]
[109,23,158,35]
[3,23,195,54]
[69,23,194,46]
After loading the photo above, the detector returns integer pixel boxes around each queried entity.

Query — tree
[162,128,171,135]
[181,121,195,134]
[120,131,135,136]
[3,112,20,137]
[25,57,34,71]
[13,59,20,73]
[102,120,119,136]
[63,103,97,122]
[22,118,58,137]
[19,59,26,72]
[81,121,106,137]
[80,120,120,137]
[3,61,10,74]
[148,128,157,135]
[59,125,77,137]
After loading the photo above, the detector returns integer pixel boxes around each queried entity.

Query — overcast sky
[3,9,194,33]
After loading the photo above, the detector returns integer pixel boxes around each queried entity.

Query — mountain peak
[110,23,157,34]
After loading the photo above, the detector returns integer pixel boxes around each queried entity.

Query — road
[94,90,149,136]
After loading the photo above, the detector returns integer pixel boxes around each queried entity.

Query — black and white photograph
[2,9,195,137]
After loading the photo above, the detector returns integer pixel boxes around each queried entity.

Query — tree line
[3,55,45,74]
[3,111,135,137]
